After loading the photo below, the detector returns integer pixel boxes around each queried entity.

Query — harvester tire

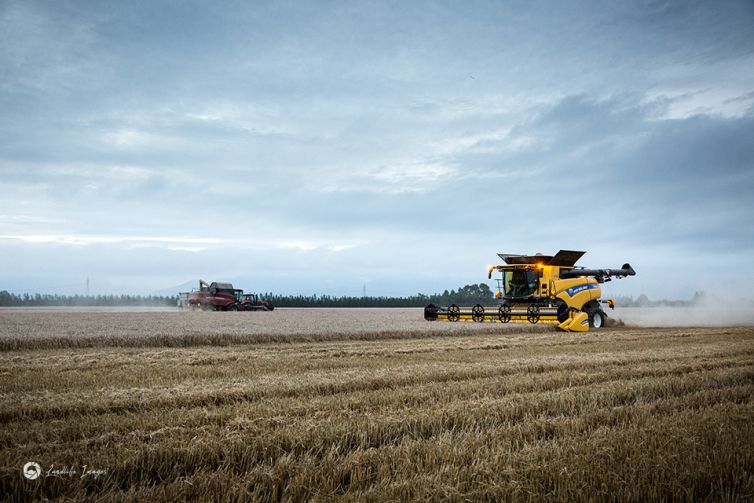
[589,310,605,329]
[527,305,540,324]
[448,304,460,322]
[227,304,239,312]
[498,304,511,323]
[202,304,214,312]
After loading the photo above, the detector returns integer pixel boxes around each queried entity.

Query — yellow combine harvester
[424,250,635,332]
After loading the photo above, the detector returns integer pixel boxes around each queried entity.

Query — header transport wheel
[448,304,460,322]
[498,304,511,323]
[527,305,540,324]
[472,304,485,322]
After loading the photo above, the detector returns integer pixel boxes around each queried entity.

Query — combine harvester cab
[424,250,635,332]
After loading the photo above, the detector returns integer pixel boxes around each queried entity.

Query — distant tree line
[613,291,707,308]
[263,283,496,308]
[0,287,709,308]
[0,291,177,307]
[0,284,496,308]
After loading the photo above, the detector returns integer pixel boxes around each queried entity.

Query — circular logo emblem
[23,461,42,480]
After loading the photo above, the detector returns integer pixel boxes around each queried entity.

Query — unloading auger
[424,250,635,332]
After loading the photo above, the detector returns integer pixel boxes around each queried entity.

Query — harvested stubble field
[0,309,752,501]
[0,308,539,351]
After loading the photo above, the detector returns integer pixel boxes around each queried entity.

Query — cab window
[503,269,539,297]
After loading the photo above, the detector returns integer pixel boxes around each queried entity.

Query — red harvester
[184,280,275,312]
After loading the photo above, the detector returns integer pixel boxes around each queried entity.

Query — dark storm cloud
[430,94,754,250]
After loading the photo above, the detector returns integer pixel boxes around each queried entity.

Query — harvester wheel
[448,304,460,322]
[472,304,485,322]
[589,310,605,329]
[527,304,540,324]
[498,304,511,323]
[227,303,239,311]
[202,304,214,312]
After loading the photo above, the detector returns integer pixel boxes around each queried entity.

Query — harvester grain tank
[424,250,635,332]
[185,280,274,311]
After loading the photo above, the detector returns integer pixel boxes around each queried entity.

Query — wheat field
[1,309,752,501]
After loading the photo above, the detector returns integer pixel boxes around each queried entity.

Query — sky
[1,0,753,299]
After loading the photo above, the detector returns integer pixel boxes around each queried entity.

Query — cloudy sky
[1,0,753,299]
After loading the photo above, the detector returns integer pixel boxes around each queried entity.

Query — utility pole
[86,277,90,297]
[362,283,366,298]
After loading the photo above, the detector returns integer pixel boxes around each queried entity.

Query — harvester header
[427,250,636,332]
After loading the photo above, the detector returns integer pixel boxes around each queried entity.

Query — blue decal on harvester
[564,283,598,297]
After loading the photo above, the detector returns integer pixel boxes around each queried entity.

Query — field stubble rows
[0,308,549,351]
[0,309,752,501]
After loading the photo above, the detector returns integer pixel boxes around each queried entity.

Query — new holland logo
[565,284,598,297]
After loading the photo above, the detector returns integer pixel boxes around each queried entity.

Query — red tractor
[185,280,275,311]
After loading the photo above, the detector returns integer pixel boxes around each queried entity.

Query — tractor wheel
[243,303,253,311]
[265,304,275,311]
[227,304,239,312]
[589,310,605,329]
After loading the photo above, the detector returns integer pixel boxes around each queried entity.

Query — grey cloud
[2,0,754,298]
